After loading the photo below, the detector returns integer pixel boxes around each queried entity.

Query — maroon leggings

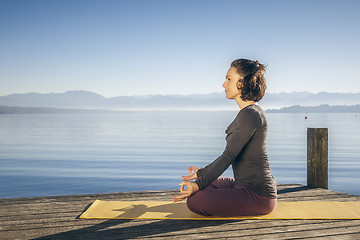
[187,177,277,217]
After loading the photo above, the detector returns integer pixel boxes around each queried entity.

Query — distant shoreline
[2,91,360,111]
[266,104,360,113]
[1,104,360,114]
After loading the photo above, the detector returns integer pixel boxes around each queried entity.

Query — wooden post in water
[307,128,328,189]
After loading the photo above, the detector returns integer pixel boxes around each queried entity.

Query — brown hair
[230,59,267,102]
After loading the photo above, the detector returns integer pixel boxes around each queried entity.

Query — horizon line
[2,90,360,98]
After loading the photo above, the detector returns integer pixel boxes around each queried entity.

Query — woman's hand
[182,166,200,181]
[172,181,199,202]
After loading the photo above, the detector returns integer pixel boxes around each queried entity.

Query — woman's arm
[196,110,259,190]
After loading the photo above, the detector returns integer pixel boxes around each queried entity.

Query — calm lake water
[0,111,359,199]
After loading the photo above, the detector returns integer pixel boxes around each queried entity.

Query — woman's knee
[186,195,196,212]
[186,192,202,212]
[186,191,212,216]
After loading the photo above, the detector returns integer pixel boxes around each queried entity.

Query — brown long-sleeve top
[196,104,277,198]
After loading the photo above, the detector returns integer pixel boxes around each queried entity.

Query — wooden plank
[0,184,359,240]
[307,128,328,189]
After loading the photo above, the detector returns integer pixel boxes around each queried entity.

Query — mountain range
[1,90,360,111]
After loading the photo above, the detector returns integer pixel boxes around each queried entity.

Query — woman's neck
[235,96,256,110]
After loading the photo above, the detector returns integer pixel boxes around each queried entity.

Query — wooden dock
[0,184,359,240]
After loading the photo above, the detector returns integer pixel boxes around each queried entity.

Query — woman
[172,59,277,217]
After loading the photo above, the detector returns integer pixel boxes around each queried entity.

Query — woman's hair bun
[230,59,267,102]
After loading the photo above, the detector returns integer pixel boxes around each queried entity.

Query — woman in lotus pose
[172,59,277,217]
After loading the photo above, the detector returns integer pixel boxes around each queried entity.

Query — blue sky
[1,0,360,97]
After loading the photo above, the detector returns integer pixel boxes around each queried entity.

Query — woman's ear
[237,79,242,91]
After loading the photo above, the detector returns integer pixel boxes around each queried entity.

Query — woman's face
[223,67,242,99]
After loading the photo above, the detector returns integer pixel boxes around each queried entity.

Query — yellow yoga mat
[79,200,360,220]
